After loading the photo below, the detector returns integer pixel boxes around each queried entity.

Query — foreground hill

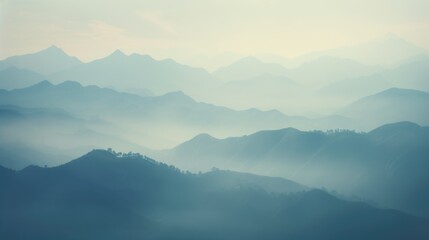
[0,150,427,240]
[158,122,429,217]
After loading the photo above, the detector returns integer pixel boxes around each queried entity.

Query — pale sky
[1,0,429,65]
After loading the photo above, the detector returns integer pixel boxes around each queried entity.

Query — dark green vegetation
[1,150,428,240]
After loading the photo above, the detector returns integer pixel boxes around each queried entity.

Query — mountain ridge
[1,149,428,239]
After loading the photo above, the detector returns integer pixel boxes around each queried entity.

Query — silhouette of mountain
[208,55,384,115]
[1,149,427,240]
[0,67,47,90]
[321,57,429,99]
[213,56,288,82]
[0,46,82,75]
[0,81,295,149]
[338,88,429,128]
[0,80,288,125]
[50,50,216,96]
[158,122,429,217]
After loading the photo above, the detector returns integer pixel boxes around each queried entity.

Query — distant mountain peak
[57,80,82,89]
[31,80,54,89]
[38,45,73,57]
[109,49,127,58]
[161,91,195,103]
[372,121,421,131]
[377,87,429,98]
[193,133,217,141]
[46,45,63,52]
[84,149,116,158]
[0,45,82,75]
[369,121,423,138]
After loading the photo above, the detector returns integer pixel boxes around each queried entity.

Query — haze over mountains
[0,67,46,90]
[50,50,216,97]
[1,33,429,239]
[0,80,294,151]
[2,34,427,116]
[276,33,429,68]
[0,46,82,75]
[1,150,428,240]
[157,121,429,217]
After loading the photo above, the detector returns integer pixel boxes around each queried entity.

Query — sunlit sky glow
[1,0,429,67]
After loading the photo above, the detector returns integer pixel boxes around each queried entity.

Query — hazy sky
[1,0,429,65]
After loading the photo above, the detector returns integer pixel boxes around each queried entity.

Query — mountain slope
[0,67,47,90]
[0,104,147,169]
[50,50,216,96]
[0,46,81,75]
[0,81,292,149]
[338,88,429,128]
[321,57,429,99]
[158,122,429,217]
[1,149,427,240]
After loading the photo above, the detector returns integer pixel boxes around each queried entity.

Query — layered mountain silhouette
[158,121,429,217]
[2,45,427,119]
[0,46,81,75]
[0,104,148,169]
[0,81,294,149]
[50,50,216,96]
[1,150,428,240]
[322,57,429,99]
[339,88,429,128]
[0,67,47,90]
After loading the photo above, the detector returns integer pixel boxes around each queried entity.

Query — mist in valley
[1,0,429,239]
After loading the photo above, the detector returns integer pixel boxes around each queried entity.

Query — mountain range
[1,34,429,239]
[1,149,428,240]
[0,81,293,150]
[0,46,81,75]
[156,121,429,217]
[338,88,429,128]
[1,41,428,118]
[49,50,216,97]
[321,57,429,100]
[0,67,47,90]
